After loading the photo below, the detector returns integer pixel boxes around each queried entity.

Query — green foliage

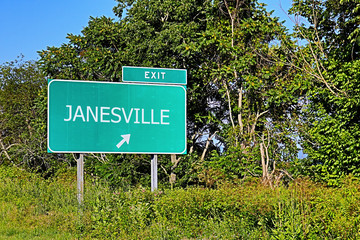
[4,0,356,189]
[299,60,360,184]
[0,58,44,148]
[290,0,360,183]
[186,0,302,182]
[37,0,303,186]
[85,154,151,189]
[2,166,360,239]
[83,152,204,190]
[0,166,78,239]
[0,57,72,175]
[84,175,360,239]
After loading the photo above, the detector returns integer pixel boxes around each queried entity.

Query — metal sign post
[151,154,158,192]
[77,154,84,205]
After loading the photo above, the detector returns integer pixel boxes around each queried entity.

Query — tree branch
[201,131,218,162]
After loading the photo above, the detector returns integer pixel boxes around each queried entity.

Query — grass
[1,165,360,239]
[0,225,74,240]
[0,166,79,239]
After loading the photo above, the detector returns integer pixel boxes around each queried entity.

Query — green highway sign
[122,66,187,85]
[47,80,187,154]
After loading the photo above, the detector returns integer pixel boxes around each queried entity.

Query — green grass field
[1,165,360,239]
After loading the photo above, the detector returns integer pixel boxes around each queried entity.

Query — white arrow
[116,134,131,148]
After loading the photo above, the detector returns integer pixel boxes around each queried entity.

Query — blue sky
[0,0,118,64]
[0,0,293,65]
[262,0,295,30]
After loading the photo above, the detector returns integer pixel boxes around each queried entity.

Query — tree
[39,0,300,186]
[290,0,360,184]
[0,57,66,173]
[185,0,302,185]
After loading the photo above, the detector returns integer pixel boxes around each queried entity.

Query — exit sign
[48,79,187,154]
[122,66,187,85]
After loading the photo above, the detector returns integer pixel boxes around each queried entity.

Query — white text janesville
[64,105,170,125]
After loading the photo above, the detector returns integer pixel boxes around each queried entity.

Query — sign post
[77,154,84,205]
[151,154,158,191]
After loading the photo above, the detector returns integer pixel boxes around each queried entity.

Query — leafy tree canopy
[290,0,360,184]
[37,0,304,186]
